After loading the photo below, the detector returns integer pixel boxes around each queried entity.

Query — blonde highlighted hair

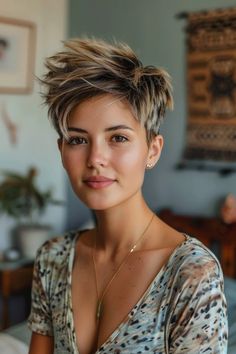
[41,37,173,142]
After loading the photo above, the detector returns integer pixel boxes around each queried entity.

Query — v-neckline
[67,231,190,353]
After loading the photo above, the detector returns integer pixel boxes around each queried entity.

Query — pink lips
[84,176,115,189]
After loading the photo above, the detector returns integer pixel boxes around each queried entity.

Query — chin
[79,190,141,212]
[75,188,126,211]
[80,197,119,211]
[72,182,142,211]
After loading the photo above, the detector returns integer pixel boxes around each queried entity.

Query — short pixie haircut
[40,37,173,142]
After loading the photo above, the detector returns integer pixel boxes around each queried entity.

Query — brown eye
[67,137,87,145]
[111,135,128,143]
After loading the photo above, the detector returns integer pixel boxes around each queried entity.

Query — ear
[57,138,62,150]
[57,138,65,168]
[146,135,164,168]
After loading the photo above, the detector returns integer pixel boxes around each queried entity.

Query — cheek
[115,145,147,174]
[61,150,82,176]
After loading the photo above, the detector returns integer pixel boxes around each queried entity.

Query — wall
[69,0,236,217]
[0,0,68,249]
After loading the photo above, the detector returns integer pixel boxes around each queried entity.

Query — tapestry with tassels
[183,7,236,162]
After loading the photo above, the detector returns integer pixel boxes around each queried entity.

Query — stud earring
[146,163,153,169]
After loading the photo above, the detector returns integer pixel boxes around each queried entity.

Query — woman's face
[58,94,163,211]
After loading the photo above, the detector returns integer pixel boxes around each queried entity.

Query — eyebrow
[67,125,134,133]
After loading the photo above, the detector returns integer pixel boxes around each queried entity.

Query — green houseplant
[0,167,63,257]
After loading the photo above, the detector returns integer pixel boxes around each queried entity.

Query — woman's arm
[28,243,54,352]
[29,332,54,354]
[168,256,228,353]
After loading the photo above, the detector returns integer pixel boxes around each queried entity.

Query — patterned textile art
[184,8,236,162]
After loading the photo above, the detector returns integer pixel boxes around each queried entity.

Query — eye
[67,136,87,145]
[111,135,128,143]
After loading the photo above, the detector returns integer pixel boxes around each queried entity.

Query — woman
[28,38,227,354]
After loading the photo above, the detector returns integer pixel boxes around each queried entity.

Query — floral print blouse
[28,231,228,353]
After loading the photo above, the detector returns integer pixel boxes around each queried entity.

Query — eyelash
[111,135,129,143]
[66,134,129,146]
[67,137,87,145]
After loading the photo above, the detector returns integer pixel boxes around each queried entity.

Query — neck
[93,194,154,255]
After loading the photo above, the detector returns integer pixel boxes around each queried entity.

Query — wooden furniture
[159,209,236,278]
[0,258,34,329]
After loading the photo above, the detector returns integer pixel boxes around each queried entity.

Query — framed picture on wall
[0,16,36,94]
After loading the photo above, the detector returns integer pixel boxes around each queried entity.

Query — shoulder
[168,236,223,287]
[166,237,228,352]
[32,230,81,295]
[35,229,79,269]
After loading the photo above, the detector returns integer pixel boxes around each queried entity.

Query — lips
[83,176,115,189]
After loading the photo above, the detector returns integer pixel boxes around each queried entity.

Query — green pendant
[96,301,102,320]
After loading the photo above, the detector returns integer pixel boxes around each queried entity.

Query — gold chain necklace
[92,213,155,321]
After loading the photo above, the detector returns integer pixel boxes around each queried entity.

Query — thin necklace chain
[92,213,155,321]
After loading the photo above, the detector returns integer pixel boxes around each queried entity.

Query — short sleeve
[28,244,53,336]
[168,253,228,353]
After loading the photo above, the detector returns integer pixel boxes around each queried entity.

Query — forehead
[69,94,140,127]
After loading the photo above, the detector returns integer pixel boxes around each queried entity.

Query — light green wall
[69,0,236,216]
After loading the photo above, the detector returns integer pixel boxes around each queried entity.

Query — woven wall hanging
[183,7,236,163]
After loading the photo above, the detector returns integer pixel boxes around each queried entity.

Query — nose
[87,141,109,169]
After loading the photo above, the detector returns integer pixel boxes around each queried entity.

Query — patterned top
[28,231,228,353]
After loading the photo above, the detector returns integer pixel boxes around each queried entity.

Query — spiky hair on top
[40,37,173,142]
